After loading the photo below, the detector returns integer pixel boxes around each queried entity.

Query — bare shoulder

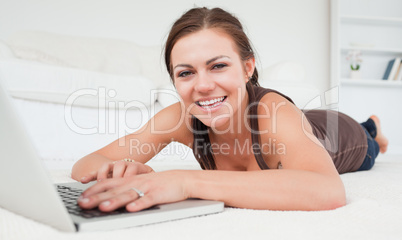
[257,91,301,119]
[256,92,304,135]
[259,91,316,141]
[256,91,305,156]
[256,92,335,174]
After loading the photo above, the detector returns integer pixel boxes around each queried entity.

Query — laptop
[0,77,224,232]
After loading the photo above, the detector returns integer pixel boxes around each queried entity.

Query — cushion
[259,81,321,109]
[259,61,320,109]
[7,31,142,75]
[261,60,306,82]
[0,59,157,108]
[7,31,171,87]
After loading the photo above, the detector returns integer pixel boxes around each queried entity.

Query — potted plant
[346,50,362,79]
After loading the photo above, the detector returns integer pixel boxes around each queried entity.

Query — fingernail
[101,201,111,207]
[97,178,103,182]
[128,202,136,207]
[81,176,87,182]
[78,196,90,203]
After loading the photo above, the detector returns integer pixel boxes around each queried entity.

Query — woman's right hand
[80,160,155,184]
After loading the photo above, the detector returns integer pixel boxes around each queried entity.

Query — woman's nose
[194,73,215,93]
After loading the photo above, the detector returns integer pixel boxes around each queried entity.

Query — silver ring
[131,187,145,198]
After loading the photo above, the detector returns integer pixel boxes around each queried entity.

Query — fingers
[126,194,158,212]
[96,161,131,181]
[97,162,114,181]
[98,161,154,181]
[78,171,186,213]
[78,178,126,209]
[123,164,139,177]
[112,161,127,178]
[81,177,124,197]
[78,177,150,211]
[80,171,97,183]
[99,188,148,212]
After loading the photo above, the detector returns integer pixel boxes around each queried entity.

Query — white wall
[0,0,330,93]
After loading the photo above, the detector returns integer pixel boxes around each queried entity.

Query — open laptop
[0,77,224,232]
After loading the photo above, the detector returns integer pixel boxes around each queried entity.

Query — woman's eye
[212,63,227,70]
[178,71,192,78]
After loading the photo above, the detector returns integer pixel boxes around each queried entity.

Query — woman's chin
[196,116,233,133]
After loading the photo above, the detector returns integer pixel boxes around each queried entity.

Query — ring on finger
[122,158,135,163]
[131,187,145,198]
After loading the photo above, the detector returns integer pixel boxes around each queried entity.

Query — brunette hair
[164,7,266,170]
[164,7,259,85]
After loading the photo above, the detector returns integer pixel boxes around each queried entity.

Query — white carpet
[1,154,401,240]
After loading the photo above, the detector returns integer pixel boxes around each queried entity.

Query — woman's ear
[244,57,255,81]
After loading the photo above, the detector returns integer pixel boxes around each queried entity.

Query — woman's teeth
[197,96,226,108]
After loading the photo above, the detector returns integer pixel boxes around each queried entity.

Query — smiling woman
[172,29,252,130]
[71,7,388,212]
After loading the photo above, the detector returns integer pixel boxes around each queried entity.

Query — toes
[369,115,380,127]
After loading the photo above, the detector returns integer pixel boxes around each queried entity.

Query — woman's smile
[196,96,227,111]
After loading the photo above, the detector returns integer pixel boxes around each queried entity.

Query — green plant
[346,50,362,71]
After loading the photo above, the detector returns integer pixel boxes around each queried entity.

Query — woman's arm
[186,169,345,211]
[71,102,192,182]
[78,168,344,212]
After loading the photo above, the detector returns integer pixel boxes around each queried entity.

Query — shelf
[341,15,402,26]
[340,78,402,87]
[341,47,402,55]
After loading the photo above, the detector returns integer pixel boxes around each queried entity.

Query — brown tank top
[251,85,367,174]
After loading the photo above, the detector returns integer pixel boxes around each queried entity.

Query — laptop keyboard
[57,185,157,219]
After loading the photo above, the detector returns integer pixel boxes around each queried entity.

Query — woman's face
[171,28,255,131]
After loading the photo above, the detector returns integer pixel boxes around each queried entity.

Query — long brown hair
[164,7,267,170]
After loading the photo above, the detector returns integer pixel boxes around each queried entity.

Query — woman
[72,7,388,212]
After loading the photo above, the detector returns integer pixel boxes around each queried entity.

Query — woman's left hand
[77,170,191,212]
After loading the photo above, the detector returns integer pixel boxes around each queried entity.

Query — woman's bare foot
[370,115,388,153]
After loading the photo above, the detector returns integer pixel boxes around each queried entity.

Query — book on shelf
[382,57,401,81]
[396,63,402,81]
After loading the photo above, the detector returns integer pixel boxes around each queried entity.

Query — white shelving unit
[331,0,402,154]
